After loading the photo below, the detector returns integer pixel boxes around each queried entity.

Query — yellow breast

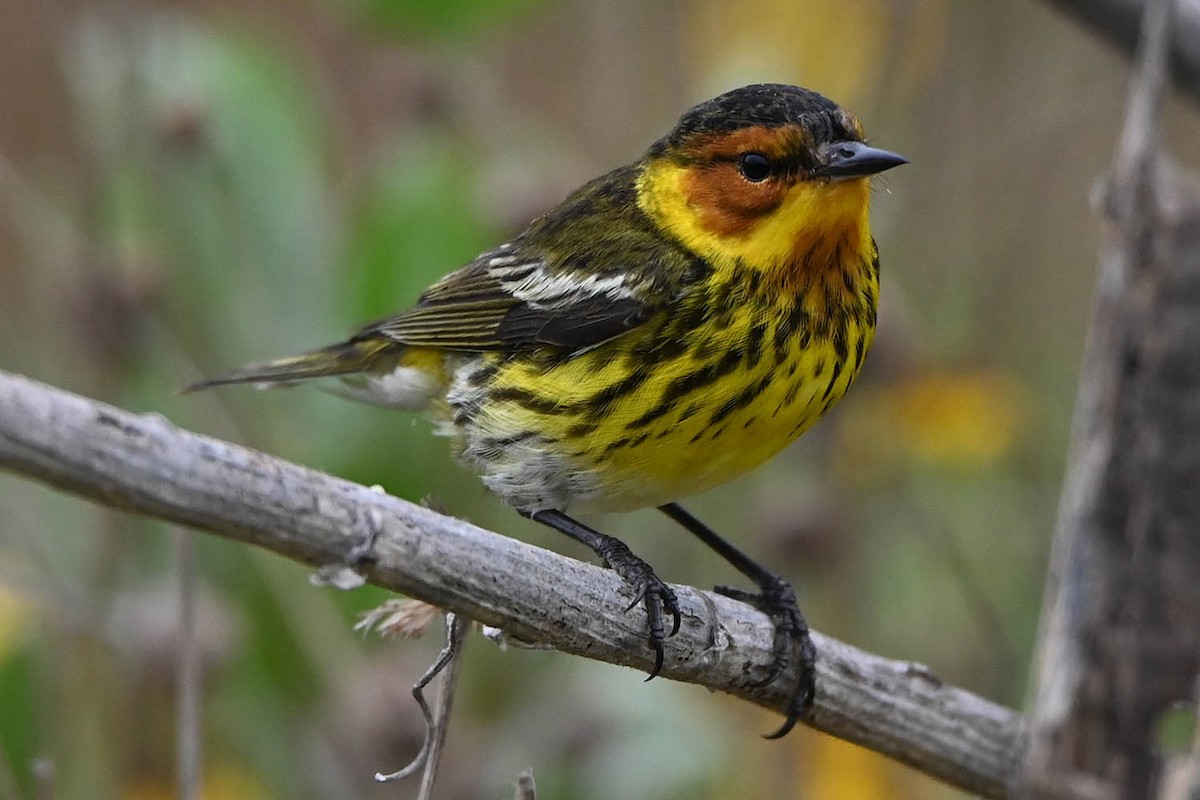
[459,248,878,512]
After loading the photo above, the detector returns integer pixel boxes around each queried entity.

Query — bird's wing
[360,242,683,352]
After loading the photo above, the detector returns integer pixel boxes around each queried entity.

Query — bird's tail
[183,338,395,393]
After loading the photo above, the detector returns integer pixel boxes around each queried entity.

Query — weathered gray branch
[0,369,1025,798]
[1022,0,1200,796]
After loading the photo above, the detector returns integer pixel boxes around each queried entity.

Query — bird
[186,83,906,737]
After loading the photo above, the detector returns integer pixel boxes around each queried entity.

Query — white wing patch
[487,254,520,268]
[500,265,636,308]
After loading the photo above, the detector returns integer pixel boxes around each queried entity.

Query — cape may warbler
[189,83,906,737]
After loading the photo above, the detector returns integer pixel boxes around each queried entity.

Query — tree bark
[1022,0,1200,796]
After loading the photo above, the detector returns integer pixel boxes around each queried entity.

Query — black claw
[624,588,645,613]
[641,584,666,680]
[658,503,817,737]
[593,533,678,679]
[717,576,816,734]
[667,596,682,637]
[763,711,800,740]
[763,632,815,739]
[632,573,675,680]
[646,637,665,681]
[523,509,677,683]
[652,580,681,638]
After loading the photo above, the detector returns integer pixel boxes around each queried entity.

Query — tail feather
[183,339,391,393]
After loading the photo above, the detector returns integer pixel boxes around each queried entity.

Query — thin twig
[374,612,468,792]
[416,614,467,800]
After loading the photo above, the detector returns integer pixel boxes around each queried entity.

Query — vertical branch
[1023,0,1200,796]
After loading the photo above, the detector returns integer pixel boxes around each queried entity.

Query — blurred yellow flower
[836,370,1028,481]
[798,732,905,800]
[892,371,1027,464]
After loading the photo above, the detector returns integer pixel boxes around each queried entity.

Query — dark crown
[655,84,860,153]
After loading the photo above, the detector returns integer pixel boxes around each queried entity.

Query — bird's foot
[716,576,816,738]
[595,538,681,680]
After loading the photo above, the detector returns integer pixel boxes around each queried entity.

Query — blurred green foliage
[346,134,496,323]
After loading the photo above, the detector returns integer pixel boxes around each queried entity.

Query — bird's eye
[737,153,774,182]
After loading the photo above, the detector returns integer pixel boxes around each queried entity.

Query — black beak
[817,141,908,180]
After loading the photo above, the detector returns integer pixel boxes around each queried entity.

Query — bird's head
[639,84,906,275]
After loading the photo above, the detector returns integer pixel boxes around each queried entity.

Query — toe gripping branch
[660,503,816,739]
[525,509,681,678]
[716,576,816,738]
[527,505,814,738]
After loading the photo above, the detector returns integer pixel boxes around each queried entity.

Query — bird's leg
[658,502,815,738]
[523,509,681,679]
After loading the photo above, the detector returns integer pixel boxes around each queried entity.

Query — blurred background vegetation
[1,1,1198,798]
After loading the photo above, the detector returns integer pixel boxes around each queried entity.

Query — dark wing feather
[494,295,652,349]
[361,246,658,352]
[357,164,711,353]
[374,291,514,349]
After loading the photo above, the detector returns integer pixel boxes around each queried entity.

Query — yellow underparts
[482,309,874,512]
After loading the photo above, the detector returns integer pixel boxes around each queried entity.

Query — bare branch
[0,369,1025,798]
[1043,0,1200,105]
